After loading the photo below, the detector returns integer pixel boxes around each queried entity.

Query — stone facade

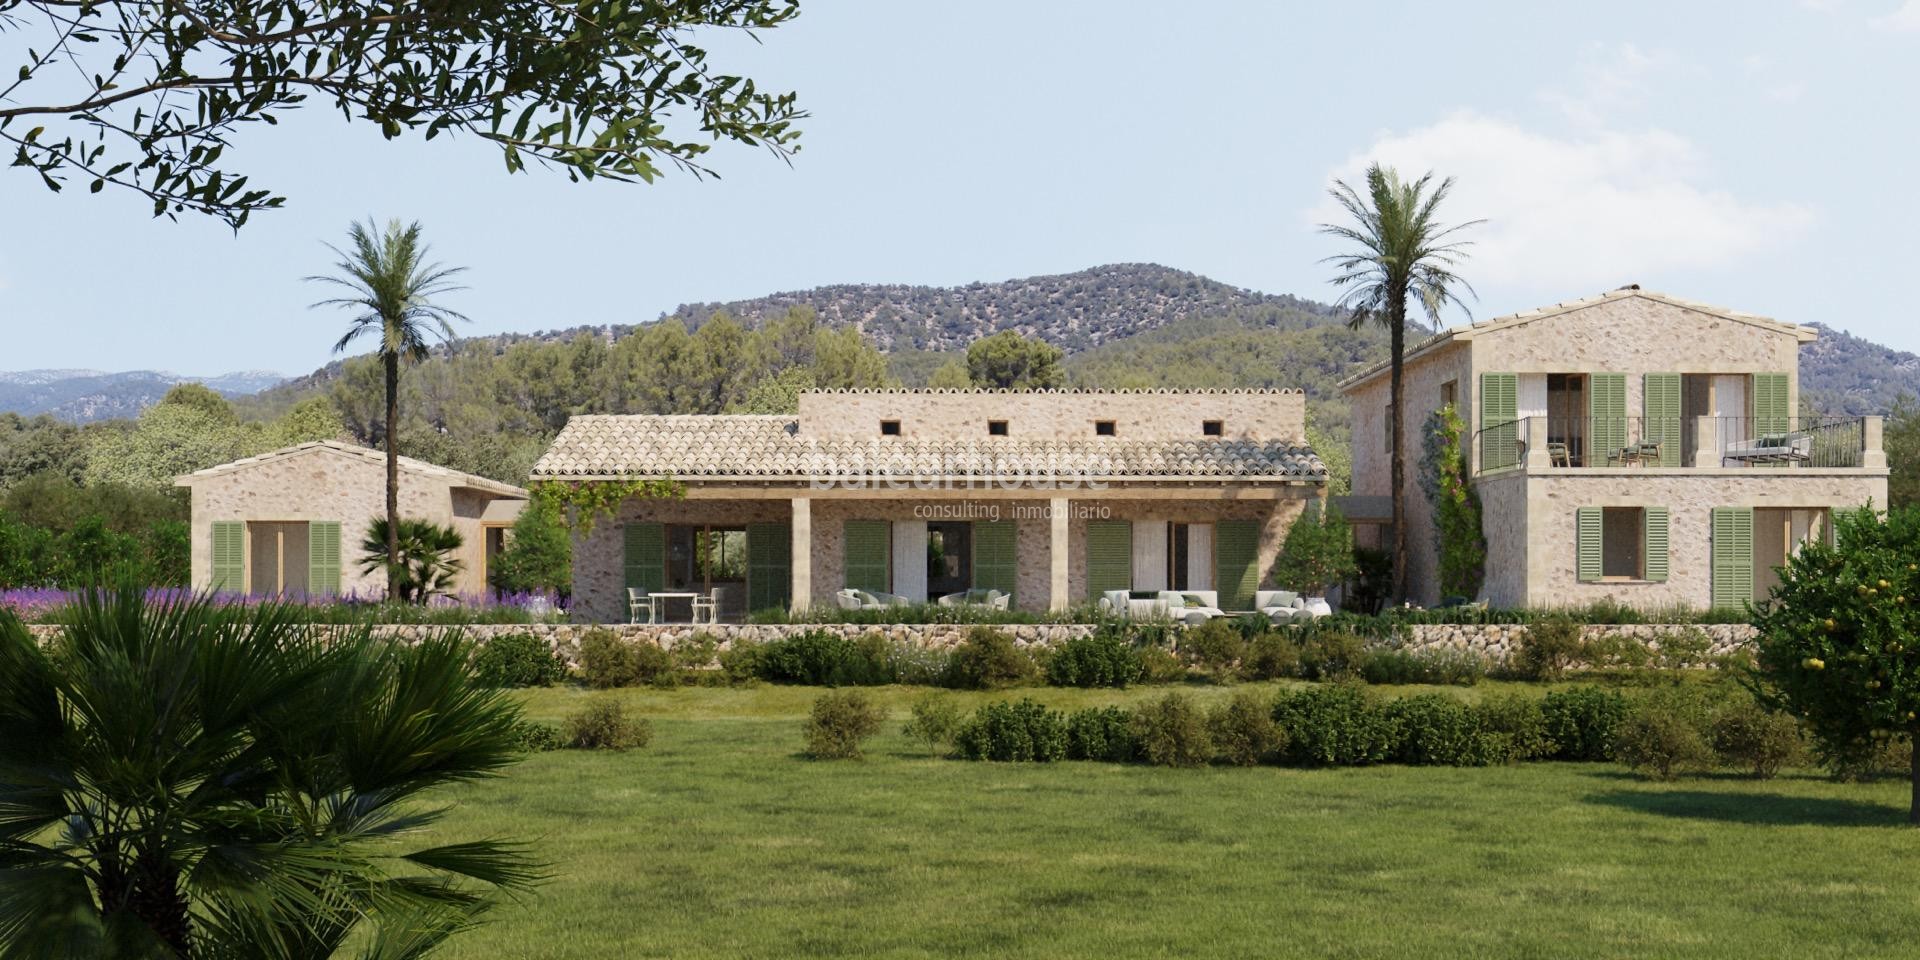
[797,389,1306,442]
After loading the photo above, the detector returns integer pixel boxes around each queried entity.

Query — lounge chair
[1723,432,1813,465]
[937,588,1011,610]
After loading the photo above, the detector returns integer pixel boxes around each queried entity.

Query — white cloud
[1313,112,1815,294]
[1875,0,1920,30]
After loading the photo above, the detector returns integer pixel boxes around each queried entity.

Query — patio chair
[691,591,717,624]
[627,587,656,624]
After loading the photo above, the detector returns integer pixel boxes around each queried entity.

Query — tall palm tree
[0,588,540,958]
[1321,164,1480,604]
[310,220,468,602]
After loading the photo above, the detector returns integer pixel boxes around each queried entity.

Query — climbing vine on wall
[1419,405,1486,600]
[529,477,686,536]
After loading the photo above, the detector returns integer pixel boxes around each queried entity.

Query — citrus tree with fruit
[1753,505,1920,823]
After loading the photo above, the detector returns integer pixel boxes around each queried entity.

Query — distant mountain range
[0,369,284,422]
[11,264,1920,424]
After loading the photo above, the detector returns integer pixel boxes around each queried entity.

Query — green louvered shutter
[622,523,665,595]
[1576,507,1603,583]
[1085,520,1133,600]
[1752,373,1791,435]
[747,522,791,613]
[1589,373,1628,464]
[1643,507,1669,582]
[1643,373,1683,467]
[1214,519,1261,611]
[843,520,891,593]
[1479,373,1519,471]
[211,521,244,594]
[307,521,341,597]
[972,520,1017,599]
[1711,507,1754,611]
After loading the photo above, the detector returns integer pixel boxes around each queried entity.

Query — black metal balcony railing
[1474,416,1868,474]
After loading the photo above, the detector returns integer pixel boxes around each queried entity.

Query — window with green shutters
[1711,507,1755,610]
[1479,372,1519,471]
[1751,373,1791,434]
[211,521,244,593]
[972,520,1017,599]
[1643,507,1669,582]
[307,520,342,597]
[1575,508,1603,583]
[1642,373,1683,467]
[1214,519,1260,611]
[1589,373,1628,461]
[623,523,665,595]
[843,520,891,593]
[747,522,791,613]
[1085,520,1132,600]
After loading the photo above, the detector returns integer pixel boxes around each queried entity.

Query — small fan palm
[0,588,540,958]
[1321,164,1480,603]
[310,220,469,601]
[360,518,466,605]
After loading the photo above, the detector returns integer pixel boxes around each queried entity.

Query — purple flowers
[0,587,568,624]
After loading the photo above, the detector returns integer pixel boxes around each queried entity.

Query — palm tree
[1321,164,1480,604]
[310,220,468,602]
[0,588,540,957]
[360,517,466,604]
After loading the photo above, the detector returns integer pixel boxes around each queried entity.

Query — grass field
[425,683,1920,959]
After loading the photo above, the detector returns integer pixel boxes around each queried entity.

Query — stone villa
[1340,287,1889,609]
[531,390,1328,622]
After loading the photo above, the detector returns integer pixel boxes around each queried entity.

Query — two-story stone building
[532,389,1327,622]
[1341,286,1889,610]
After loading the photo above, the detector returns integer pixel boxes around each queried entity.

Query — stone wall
[1380,622,1757,666]
[796,389,1306,443]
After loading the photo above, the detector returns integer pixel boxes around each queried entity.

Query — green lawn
[425,683,1920,959]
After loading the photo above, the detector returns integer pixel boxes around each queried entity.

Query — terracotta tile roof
[532,415,1327,483]
[175,440,528,498]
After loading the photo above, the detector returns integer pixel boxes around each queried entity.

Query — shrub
[1208,690,1286,766]
[470,632,568,688]
[1385,693,1496,766]
[1540,686,1630,761]
[1360,648,1484,686]
[1138,643,1186,684]
[1299,629,1369,682]
[887,641,954,687]
[943,627,1037,690]
[1822,734,1913,782]
[1241,631,1303,681]
[902,694,965,754]
[1514,614,1585,681]
[1180,619,1246,682]
[1613,698,1714,780]
[757,630,891,686]
[509,719,564,753]
[1047,630,1145,688]
[578,629,637,689]
[1651,627,1715,671]
[1066,706,1138,762]
[565,698,653,751]
[804,690,886,759]
[1272,684,1396,766]
[1710,702,1805,779]
[1131,692,1213,767]
[718,639,767,685]
[955,698,1067,762]
[1473,693,1552,763]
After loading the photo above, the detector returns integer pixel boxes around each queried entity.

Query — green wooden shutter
[1589,373,1627,463]
[1479,373,1519,471]
[747,522,791,613]
[211,521,244,594]
[307,521,341,597]
[972,520,1017,599]
[1576,507,1603,583]
[622,523,665,595]
[1711,507,1755,610]
[1643,507,1669,582]
[1643,373,1683,467]
[1752,373,1791,434]
[843,520,891,593]
[1085,520,1133,600]
[1214,519,1261,611]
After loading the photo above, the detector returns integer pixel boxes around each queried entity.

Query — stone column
[790,496,812,613]
[1690,417,1717,468]
[1049,496,1070,612]
[1863,416,1888,470]
[1524,417,1551,469]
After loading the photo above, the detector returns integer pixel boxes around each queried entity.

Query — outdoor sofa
[937,588,1011,610]
[834,588,910,610]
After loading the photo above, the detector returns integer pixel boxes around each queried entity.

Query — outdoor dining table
[645,591,714,624]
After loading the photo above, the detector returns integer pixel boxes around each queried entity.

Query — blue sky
[4,0,1918,375]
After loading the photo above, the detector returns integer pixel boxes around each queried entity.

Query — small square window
[1095,420,1117,436]
[1202,420,1224,437]
[988,420,1009,436]
[880,420,901,436]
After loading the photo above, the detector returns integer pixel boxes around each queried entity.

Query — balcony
[1475,415,1884,475]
